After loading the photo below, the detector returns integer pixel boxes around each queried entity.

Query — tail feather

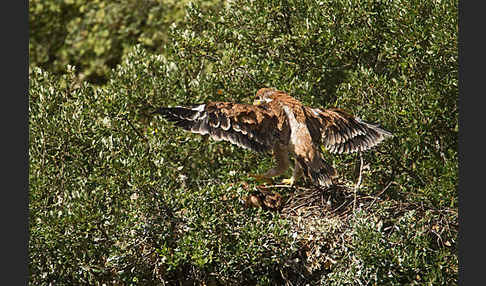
[296,155,337,187]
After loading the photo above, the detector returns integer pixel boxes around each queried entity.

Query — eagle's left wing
[303,107,392,154]
[154,102,285,153]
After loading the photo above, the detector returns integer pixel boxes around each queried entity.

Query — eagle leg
[282,158,304,186]
[250,145,290,184]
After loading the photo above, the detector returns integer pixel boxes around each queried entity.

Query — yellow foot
[281,177,295,186]
[249,173,273,184]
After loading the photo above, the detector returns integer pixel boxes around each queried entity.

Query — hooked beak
[253,99,263,105]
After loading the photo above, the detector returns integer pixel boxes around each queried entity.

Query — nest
[241,178,457,278]
[242,180,390,219]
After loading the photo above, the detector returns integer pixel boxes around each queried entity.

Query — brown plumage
[153,88,392,187]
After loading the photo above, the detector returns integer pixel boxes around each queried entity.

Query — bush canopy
[29,0,458,284]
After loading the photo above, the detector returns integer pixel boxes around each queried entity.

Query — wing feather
[154,102,284,153]
[304,107,392,154]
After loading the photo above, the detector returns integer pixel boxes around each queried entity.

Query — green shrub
[29,0,458,284]
[327,207,457,285]
[29,58,297,284]
[162,0,458,208]
[29,0,224,84]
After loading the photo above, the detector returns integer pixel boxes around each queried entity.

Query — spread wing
[153,102,284,153]
[304,107,392,154]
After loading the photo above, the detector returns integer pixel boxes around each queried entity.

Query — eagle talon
[281,178,295,186]
[249,173,273,184]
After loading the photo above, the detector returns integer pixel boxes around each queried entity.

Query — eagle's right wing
[154,101,285,153]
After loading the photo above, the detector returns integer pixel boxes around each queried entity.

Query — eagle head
[253,88,279,105]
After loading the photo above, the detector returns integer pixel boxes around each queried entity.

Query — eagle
[153,88,392,187]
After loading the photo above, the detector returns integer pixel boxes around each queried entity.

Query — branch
[353,152,364,211]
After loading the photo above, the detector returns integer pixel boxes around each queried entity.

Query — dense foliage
[29,0,458,284]
[29,0,224,83]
